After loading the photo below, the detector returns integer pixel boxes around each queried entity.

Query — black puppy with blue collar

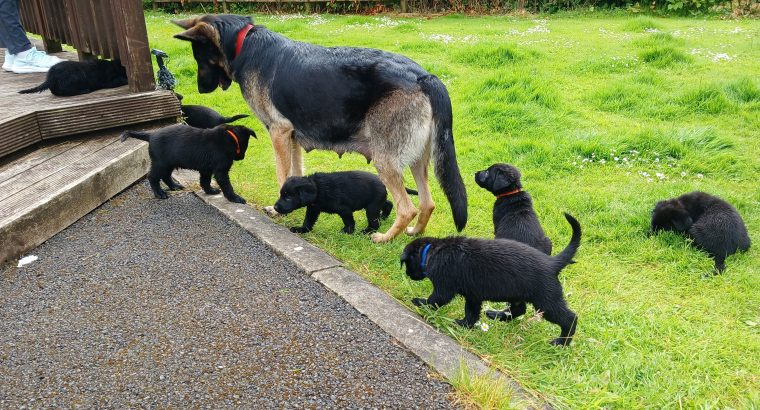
[400,213,582,346]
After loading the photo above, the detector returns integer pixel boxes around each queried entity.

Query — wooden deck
[0,46,180,158]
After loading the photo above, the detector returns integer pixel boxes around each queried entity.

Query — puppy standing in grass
[651,191,750,274]
[273,171,417,234]
[120,124,256,203]
[475,163,554,322]
[400,213,582,346]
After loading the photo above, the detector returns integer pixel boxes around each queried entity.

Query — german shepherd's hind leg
[290,141,304,177]
[371,161,417,243]
[406,145,434,236]
[265,125,294,216]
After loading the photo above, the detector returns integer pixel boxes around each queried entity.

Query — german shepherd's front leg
[265,125,295,217]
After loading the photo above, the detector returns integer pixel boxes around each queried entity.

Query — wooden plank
[0,140,81,184]
[36,92,180,140]
[0,136,114,204]
[0,114,42,160]
[111,0,155,92]
[0,136,145,220]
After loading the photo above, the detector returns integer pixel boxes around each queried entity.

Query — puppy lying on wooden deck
[120,124,256,203]
[18,59,127,97]
[273,171,416,234]
[401,213,582,346]
[651,191,750,274]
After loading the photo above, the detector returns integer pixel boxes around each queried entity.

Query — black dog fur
[475,163,554,322]
[273,171,417,234]
[18,59,127,97]
[651,191,750,274]
[120,124,256,203]
[400,213,581,346]
[175,93,249,129]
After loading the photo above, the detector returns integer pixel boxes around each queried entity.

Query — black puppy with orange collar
[475,163,554,322]
[121,124,256,203]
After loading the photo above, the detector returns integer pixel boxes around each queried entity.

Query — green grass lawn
[144,11,760,408]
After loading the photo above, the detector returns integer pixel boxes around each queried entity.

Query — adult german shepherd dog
[172,15,467,242]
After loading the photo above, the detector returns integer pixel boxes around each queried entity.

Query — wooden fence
[19,0,155,92]
[151,0,406,13]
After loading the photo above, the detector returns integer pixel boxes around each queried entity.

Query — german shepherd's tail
[220,114,249,124]
[18,80,50,94]
[552,213,582,274]
[418,74,467,232]
[120,130,151,142]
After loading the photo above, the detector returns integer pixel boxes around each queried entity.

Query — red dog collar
[227,130,241,155]
[234,24,254,59]
[495,188,522,199]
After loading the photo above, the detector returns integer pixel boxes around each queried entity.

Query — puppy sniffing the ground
[475,163,553,322]
[651,191,750,274]
[401,213,581,346]
[175,93,249,129]
[120,124,256,203]
[18,59,127,96]
[274,171,417,234]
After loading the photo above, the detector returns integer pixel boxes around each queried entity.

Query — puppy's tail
[18,80,50,94]
[120,130,151,142]
[405,187,418,196]
[220,114,249,124]
[418,74,467,232]
[552,213,582,274]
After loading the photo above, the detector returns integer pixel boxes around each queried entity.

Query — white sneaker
[2,50,13,72]
[11,47,64,73]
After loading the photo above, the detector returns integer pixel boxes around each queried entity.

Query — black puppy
[475,163,553,322]
[401,213,581,346]
[651,191,750,274]
[475,163,552,253]
[274,171,416,234]
[120,124,256,203]
[19,59,127,96]
[175,93,249,129]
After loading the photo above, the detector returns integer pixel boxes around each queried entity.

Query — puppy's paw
[485,309,513,322]
[341,226,355,234]
[290,226,309,234]
[455,319,475,328]
[168,183,185,191]
[203,187,221,195]
[361,227,377,234]
[550,338,571,347]
[412,297,427,307]
[264,206,281,217]
[228,195,247,204]
[154,190,169,199]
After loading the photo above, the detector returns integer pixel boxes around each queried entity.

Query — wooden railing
[150,0,395,13]
[19,0,155,92]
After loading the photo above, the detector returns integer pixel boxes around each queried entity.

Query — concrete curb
[174,170,551,410]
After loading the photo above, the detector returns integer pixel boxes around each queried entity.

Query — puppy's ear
[491,169,512,193]
[299,183,317,205]
[400,251,409,268]
[672,215,693,232]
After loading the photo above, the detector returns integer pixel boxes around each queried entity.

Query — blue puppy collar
[420,243,432,277]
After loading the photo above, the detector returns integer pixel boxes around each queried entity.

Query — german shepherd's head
[172,15,253,93]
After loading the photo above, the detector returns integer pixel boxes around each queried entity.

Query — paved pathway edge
[174,170,551,410]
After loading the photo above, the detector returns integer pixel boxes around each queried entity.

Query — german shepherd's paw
[405,226,423,236]
[371,232,393,243]
[264,205,281,217]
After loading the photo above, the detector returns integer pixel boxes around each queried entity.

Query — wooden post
[305,0,312,13]
[223,0,229,12]
[42,38,63,53]
[400,0,408,12]
[111,0,155,92]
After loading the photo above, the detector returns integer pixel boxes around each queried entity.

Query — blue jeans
[0,0,31,54]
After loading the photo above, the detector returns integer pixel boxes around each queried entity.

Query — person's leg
[0,0,32,54]
[0,0,63,73]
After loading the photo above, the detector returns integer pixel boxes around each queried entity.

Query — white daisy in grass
[479,322,490,332]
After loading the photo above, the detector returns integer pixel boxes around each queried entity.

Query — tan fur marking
[406,147,435,236]
[290,142,304,177]
[372,161,418,243]
[270,126,295,188]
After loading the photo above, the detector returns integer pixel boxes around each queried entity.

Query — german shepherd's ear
[173,22,217,44]
[171,18,198,29]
